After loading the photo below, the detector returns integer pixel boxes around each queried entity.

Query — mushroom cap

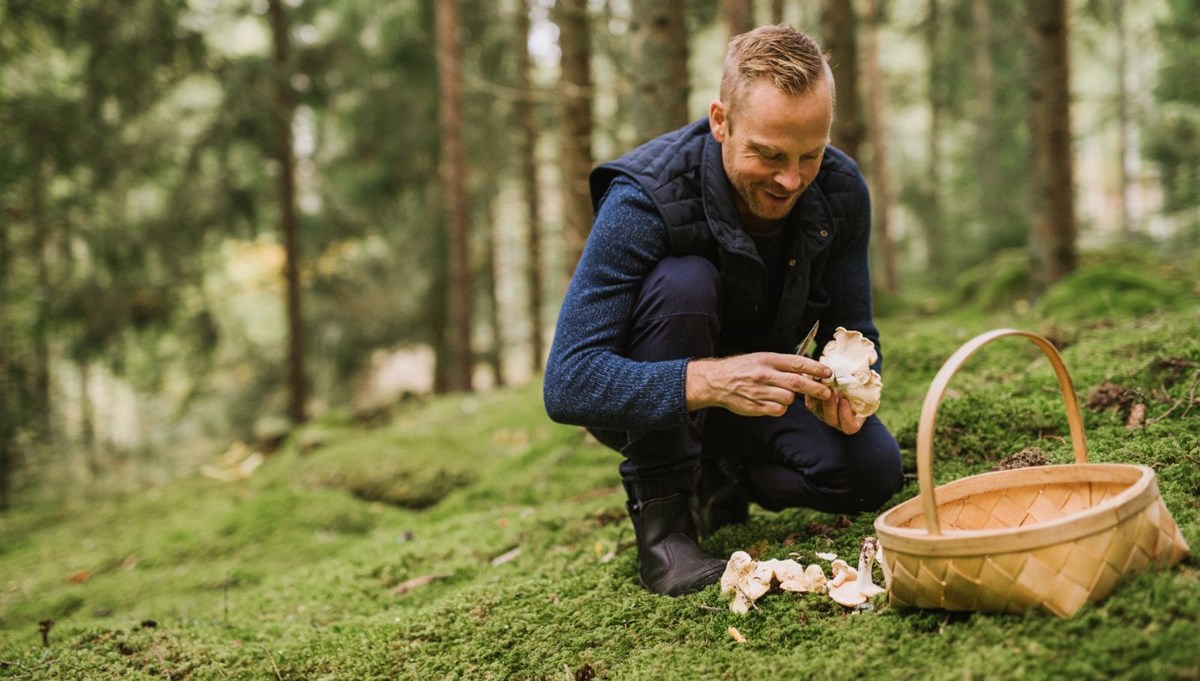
[818,327,883,417]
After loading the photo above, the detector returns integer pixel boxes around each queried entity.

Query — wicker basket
[874,329,1190,617]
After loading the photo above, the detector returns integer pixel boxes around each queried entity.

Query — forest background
[2,0,1199,513]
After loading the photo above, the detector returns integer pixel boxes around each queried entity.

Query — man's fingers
[765,352,831,380]
[788,374,833,401]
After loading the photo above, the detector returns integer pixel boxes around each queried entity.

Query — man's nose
[774,164,802,192]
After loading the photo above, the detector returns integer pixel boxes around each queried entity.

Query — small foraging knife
[794,321,820,357]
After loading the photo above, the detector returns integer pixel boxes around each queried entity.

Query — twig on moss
[261,645,284,681]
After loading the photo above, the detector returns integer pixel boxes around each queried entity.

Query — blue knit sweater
[544,176,880,433]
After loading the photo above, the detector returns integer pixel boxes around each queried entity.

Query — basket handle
[916,329,1089,536]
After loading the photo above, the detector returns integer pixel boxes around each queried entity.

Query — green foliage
[1035,264,1192,322]
[1146,0,1200,214]
[2,312,1199,678]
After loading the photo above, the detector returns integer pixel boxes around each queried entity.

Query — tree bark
[722,0,756,38]
[863,0,897,294]
[515,0,545,374]
[555,0,595,277]
[923,0,945,271]
[267,0,308,421]
[1026,0,1076,291]
[973,0,999,236]
[482,200,505,388]
[1113,0,1136,236]
[770,0,785,25]
[436,0,474,391]
[821,0,864,163]
[0,213,12,510]
[31,155,51,442]
[630,0,690,144]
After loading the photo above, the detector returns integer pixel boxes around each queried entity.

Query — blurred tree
[267,0,308,422]
[770,0,785,25]
[556,0,594,276]
[630,0,690,143]
[822,0,864,163]
[722,0,755,37]
[436,0,474,392]
[1026,0,1077,291]
[515,0,546,374]
[863,0,898,294]
[972,0,999,235]
[922,0,945,272]
[1145,0,1200,240]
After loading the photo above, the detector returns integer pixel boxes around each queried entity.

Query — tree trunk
[31,155,51,442]
[79,361,97,478]
[923,0,945,271]
[722,0,756,37]
[483,200,505,388]
[863,0,897,294]
[267,0,308,422]
[1114,0,1136,236]
[436,0,474,392]
[630,0,689,144]
[972,0,999,237]
[555,0,595,277]
[0,215,12,510]
[1026,0,1076,291]
[515,0,545,374]
[821,0,864,163]
[770,0,785,25]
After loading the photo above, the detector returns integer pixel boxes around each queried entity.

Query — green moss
[2,311,1199,679]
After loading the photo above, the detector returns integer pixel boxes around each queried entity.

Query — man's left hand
[804,390,867,435]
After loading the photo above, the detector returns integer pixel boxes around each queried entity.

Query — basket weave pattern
[874,330,1191,617]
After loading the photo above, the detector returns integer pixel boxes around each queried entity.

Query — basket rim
[873,463,1159,557]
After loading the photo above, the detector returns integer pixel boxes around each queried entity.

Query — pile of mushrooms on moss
[721,537,885,613]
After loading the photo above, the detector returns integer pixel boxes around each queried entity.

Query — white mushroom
[827,538,886,607]
[721,551,774,614]
[815,327,883,418]
[773,560,821,593]
[856,536,885,598]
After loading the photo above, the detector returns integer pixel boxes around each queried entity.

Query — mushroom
[773,560,825,593]
[721,551,774,614]
[815,327,883,418]
[827,538,885,607]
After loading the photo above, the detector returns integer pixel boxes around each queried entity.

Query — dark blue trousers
[590,256,904,515]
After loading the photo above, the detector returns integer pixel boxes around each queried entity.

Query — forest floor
[2,260,1200,680]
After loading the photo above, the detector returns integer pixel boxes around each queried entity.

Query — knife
[794,321,820,357]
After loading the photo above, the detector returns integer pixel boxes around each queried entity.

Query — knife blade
[794,321,820,357]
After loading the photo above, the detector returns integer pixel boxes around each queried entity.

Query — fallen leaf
[67,570,91,584]
[490,547,522,566]
[1126,403,1147,430]
[391,574,447,595]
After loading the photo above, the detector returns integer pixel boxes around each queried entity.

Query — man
[543,25,903,597]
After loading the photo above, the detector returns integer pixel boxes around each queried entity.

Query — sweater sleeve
[543,179,693,431]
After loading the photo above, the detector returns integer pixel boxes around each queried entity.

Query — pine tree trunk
[973,0,999,236]
[515,0,545,374]
[267,0,308,422]
[555,0,594,277]
[863,0,898,294]
[31,156,51,442]
[1026,0,1076,291]
[483,200,506,388]
[770,0,785,25]
[630,0,689,144]
[722,0,756,37]
[0,215,12,510]
[821,0,864,163]
[1114,0,1136,236]
[436,0,474,391]
[924,0,945,271]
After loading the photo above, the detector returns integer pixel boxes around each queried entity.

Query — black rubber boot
[693,457,750,539]
[626,488,727,596]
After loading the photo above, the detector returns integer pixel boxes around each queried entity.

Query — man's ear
[709,100,727,143]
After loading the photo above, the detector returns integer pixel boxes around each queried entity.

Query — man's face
[709,77,834,230]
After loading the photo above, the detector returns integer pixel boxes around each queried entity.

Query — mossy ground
[2,286,1199,679]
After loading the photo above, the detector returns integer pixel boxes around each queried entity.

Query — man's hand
[803,390,867,435]
[685,353,834,418]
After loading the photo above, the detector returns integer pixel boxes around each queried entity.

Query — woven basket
[874,329,1190,617]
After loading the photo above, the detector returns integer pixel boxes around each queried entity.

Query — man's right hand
[685,353,834,417]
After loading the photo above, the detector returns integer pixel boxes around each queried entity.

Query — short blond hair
[720,25,830,123]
